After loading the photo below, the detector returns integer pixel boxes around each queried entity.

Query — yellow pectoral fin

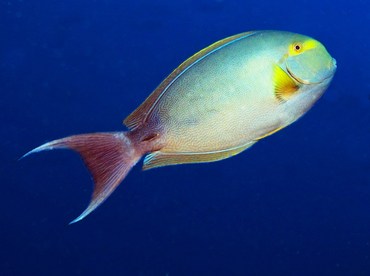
[273,64,299,102]
[142,141,257,170]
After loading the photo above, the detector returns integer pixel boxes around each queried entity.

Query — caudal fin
[23,132,141,224]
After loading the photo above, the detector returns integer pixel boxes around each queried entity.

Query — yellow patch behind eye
[303,39,318,50]
[289,39,318,56]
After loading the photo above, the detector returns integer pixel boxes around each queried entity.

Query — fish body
[24,31,337,223]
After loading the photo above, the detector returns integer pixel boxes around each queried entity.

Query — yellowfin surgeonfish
[24,30,337,223]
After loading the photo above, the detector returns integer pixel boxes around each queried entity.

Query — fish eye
[293,43,303,53]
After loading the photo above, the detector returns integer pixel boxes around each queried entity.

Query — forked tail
[23,132,142,224]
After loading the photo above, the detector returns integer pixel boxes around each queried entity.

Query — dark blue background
[2,0,369,275]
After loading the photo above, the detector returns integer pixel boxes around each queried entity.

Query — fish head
[284,37,337,85]
[272,33,337,123]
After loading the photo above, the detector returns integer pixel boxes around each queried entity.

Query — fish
[23,30,337,223]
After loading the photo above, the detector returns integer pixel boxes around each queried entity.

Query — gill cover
[285,39,335,84]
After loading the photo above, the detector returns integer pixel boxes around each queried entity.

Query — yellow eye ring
[288,42,304,56]
[293,43,303,53]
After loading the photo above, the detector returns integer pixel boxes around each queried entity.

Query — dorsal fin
[123,31,257,130]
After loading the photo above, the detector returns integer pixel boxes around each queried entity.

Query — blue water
[2,0,370,275]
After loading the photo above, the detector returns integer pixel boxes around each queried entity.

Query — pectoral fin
[273,64,299,102]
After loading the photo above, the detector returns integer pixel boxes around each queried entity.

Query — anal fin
[143,141,256,170]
